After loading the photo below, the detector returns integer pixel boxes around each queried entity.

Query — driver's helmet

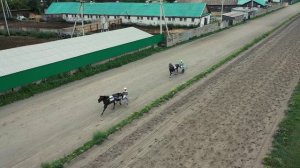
[124,87,127,91]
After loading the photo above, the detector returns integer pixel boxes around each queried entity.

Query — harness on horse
[109,96,114,102]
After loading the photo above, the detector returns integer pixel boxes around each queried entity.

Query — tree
[7,0,30,10]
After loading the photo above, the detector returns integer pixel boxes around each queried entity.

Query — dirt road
[70,14,300,168]
[0,36,54,50]
[0,4,299,168]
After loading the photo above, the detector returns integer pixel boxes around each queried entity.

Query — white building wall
[63,14,210,27]
[207,15,211,24]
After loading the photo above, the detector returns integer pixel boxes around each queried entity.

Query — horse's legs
[101,104,107,116]
[112,101,116,109]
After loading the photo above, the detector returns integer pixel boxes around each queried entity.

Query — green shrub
[92,131,107,144]
[263,82,300,168]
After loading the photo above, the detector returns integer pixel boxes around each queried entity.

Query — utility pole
[71,0,85,38]
[161,4,170,37]
[159,0,169,37]
[4,0,12,17]
[159,0,162,34]
[220,0,224,23]
[0,0,10,36]
[80,0,85,36]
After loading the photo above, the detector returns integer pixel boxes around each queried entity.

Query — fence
[59,18,122,37]
[254,3,285,16]
[166,23,220,47]
[0,19,122,37]
[0,25,59,33]
[166,3,285,47]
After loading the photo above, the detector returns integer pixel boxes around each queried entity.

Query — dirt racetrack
[70,15,300,168]
[0,4,299,168]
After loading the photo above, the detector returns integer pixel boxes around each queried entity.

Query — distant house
[46,2,211,27]
[237,0,266,8]
[178,0,266,12]
[222,11,245,25]
[201,0,239,13]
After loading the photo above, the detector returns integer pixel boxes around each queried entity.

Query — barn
[46,2,211,27]
[0,27,163,93]
[237,0,266,8]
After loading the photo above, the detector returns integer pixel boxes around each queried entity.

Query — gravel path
[0,4,299,168]
[71,14,300,168]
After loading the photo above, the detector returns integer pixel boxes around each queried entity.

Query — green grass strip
[263,81,300,168]
[41,11,300,168]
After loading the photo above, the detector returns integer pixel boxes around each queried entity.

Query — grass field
[263,81,300,168]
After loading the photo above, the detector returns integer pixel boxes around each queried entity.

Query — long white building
[46,2,211,27]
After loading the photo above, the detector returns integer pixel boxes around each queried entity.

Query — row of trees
[7,0,75,13]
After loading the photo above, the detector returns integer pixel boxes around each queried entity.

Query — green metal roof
[237,0,266,6]
[46,2,207,17]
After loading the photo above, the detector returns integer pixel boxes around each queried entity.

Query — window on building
[172,17,175,21]
[128,16,131,19]
[168,17,171,21]
[151,17,153,20]
[184,18,187,21]
[147,17,150,20]
[180,18,182,21]
[191,18,195,22]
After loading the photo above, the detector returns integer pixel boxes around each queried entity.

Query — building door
[204,18,207,25]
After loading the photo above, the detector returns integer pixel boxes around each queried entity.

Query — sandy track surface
[0,4,299,168]
[71,15,300,168]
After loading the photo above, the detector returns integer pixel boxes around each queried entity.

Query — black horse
[169,63,177,77]
[169,63,184,77]
[98,93,124,116]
